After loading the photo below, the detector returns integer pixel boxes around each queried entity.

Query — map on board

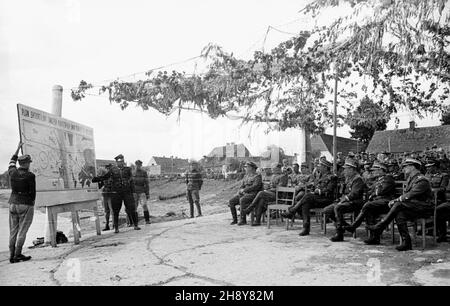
[17,104,97,192]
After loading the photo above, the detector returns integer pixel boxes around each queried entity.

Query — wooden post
[333,69,338,175]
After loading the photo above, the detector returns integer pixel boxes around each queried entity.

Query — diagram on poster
[17,104,97,192]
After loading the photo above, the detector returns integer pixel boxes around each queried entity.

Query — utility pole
[333,65,338,175]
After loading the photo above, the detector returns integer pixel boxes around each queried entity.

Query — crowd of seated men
[227,149,450,251]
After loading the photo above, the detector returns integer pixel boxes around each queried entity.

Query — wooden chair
[267,186,296,230]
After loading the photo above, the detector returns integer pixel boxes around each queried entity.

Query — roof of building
[148,156,189,172]
[207,143,251,157]
[311,134,365,155]
[96,159,115,168]
[366,125,450,153]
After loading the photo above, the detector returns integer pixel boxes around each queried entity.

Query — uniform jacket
[315,173,337,199]
[401,171,432,203]
[93,165,134,193]
[368,174,396,201]
[342,174,365,203]
[290,172,311,188]
[267,173,288,192]
[8,155,36,206]
[133,168,150,195]
[185,169,203,191]
[240,173,263,195]
[425,171,448,202]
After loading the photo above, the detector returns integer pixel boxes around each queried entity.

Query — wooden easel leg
[93,206,101,236]
[48,208,57,247]
[71,211,80,245]
[75,211,81,239]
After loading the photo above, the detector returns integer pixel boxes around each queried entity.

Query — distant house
[311,134,365,160]
[96,159,115,169]
[259,145,294,169]
[366,123,450,154]
[207,142,251,158]
[147,156,189,175]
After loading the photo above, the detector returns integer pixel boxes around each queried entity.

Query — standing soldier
[281,159,337,236]
[8,142,35,263]
[243,163,288,226]
[228,161,262,225]
[368,158,433,251]
[97,163,113,231]
[323,159,366,242]
[92,154,140,233]
[185,160,203,218]
[133,160,151,224]
[344,161,396,244]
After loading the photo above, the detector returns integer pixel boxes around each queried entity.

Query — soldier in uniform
[361,161,374,188]
[344,161,396,244]
[281,159,337,236]
[133,160,151,224]
[436,201,450,242]
[437,150,450,173]
[8,142,35,263]
[291,162,313,201]
[97,164,113,231]
[92,154,140,233]
[425,159,448,204]
[185,160,203,218]
[323,159,366,242]
[367,158,433,251]
[336,152,345,168]
[243,163,288,226]
[228,161,262,225]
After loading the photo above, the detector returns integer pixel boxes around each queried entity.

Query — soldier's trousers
[9,204,34,258]
[102,193,113,226]
[436,202,450,237]
[360,198,390,225]
[323,199,364,230]
[187,189,201,217]
[297,193,334,226]
[111,192,137,228]
[229,193,256,221]
[393,200,434,226]
[252,190,276,222]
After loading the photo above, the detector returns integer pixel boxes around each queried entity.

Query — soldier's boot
[344,211,365,234]
[330,226,344,242]
[189,201,195,218]
[252,205,263,226]
[144,211,151,224]
[367,206,397,234]
[396,223,412,251]
[436,221,448,243]
[243,201,257,215]
[9,247,16,264]
[114,224,119,234]
[230,206,238,225]
[299,222,310,236]
[237,213,247,226]
[364,230,381,245]
[135,212,139,225]
[195,201,202,217]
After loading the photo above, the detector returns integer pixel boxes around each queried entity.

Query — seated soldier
[361,161,374,188]
[323,159,366,242]
[292,162,314,202]
[228,161,262,225]
[344,161,396,244]
[367,158,433,251]
[425,159,448,204]
[436,201,450,242]
[281,159,337,236]
[243,163,288,226]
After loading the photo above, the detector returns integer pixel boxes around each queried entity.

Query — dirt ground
[1,180,450,286]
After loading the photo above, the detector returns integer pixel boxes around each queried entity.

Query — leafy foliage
[71,0,450,133]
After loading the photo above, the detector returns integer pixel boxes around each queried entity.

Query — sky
[0,0,443,168]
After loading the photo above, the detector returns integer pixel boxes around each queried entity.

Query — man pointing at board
[8,141,36,264]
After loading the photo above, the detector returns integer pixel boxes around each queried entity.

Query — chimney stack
[409,120,416,130]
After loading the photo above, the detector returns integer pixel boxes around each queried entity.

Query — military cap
[319,159,332,168]
[135,160,143,165]
[363,161,372,167]
[245,161,258,169]
[342,158,358,168]
[319,156,326,160]
[362,152,368,156]
[18,154,32,163]
[347,151,355,158]
[292,163,300,167]
[189,159,199,164]
[272,162,282,169]
[432,144,438,149]
[105,163,113,168]
[371,161,387,171]
[301,162,308,168]
[114,154,124,161]
[401,158,422,168]
[425,159,438,167]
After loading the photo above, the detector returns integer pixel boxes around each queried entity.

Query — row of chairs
[249,182,445,250]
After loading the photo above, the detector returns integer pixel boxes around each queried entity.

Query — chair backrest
[394,180,406,197]
[275,186,296,206]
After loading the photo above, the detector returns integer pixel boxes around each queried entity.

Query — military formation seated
[227,148,450,251]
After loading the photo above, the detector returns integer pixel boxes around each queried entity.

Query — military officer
[133,160,151,224]
[425,159,449,203]
[323,159,366,242]
[228,161,262,225]
[367,158,433,251]
[92,154,140,233]
[281,159,337,236]
[185,160,204,218]
[344,161,396,244]
[243,163,288,226]
[291,162,314,201]
[8,142,35,263]
[361,161,374,188]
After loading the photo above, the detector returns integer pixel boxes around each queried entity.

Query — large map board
[17,104,100,207]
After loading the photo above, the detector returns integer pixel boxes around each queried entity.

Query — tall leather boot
[299,222,310,236]
[230,206,238,225]
[330,224,344,242]
[9,246,16,264]
[195,201,202,217]
[364,230,381,245]
[345,211,365,234]
[135,211,139,225]
[367,205,398,234]
[436,220,448,243]
[396,223,412,251]
[144,210,151,224]
[189,201,194,218]
[252,203,264,226]
[238,209,247,225]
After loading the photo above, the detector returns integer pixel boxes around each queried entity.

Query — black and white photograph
[1,0,450,292]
